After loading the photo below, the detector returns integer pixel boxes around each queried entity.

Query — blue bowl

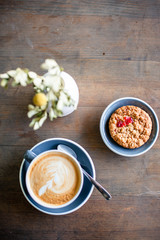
[100,97,159,157]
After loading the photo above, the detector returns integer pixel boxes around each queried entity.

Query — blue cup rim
[100,97,159,157]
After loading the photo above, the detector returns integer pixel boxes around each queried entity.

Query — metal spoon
[57,144,112,200]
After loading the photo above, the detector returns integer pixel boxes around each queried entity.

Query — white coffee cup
[25,150,84,208]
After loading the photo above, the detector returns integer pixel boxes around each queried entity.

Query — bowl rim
[100,97,159,157]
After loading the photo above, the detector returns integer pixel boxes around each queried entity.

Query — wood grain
[0,0,160,239]
[0,0,160,19]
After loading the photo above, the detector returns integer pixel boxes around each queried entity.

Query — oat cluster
[109,105,152,149]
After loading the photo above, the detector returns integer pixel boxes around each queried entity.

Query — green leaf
[11,81,18,87]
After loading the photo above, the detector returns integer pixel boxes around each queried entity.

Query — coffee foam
[29,152,81,206]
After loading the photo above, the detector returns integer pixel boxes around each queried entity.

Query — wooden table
[0,1,160,239]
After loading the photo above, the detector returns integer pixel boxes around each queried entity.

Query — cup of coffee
[25,150,84,208]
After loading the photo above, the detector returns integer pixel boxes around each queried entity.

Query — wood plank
[1,197,160,239]
[0,14,159,62]
[0,0,160,19]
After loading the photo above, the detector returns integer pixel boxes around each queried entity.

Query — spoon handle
[82,168,112,200]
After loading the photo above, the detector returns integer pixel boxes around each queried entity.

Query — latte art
[38,160,74,196]
[29,152,81,207]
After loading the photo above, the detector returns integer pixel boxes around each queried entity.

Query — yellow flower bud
[33,93,47,107]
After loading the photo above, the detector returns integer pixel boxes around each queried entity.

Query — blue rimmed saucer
[19,138,95,215]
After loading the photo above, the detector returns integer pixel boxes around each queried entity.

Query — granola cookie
[109,105,152,149]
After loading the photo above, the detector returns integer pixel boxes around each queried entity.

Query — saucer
[19,138,95,215]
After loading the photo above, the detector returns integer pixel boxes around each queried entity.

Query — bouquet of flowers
[0,59,76,130]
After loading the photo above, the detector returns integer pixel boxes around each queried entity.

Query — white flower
[27,109,38,118]
[48,66,61,75]
[38,112,47,127]
[28,104,35,110]
[41,59,58,70]
[28,71,37,79]
[59,91,69,105]
[44,75,62,92]
[46,90,57,101]
[57,99,64,111]
[0,73,9,79]
[33,121,40,130]
[7,70,16,78]
[14,68,28,86]
[29,118,37,127]
[43,75,53,87]
[33,77,42,88]
[49,108,56,120]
